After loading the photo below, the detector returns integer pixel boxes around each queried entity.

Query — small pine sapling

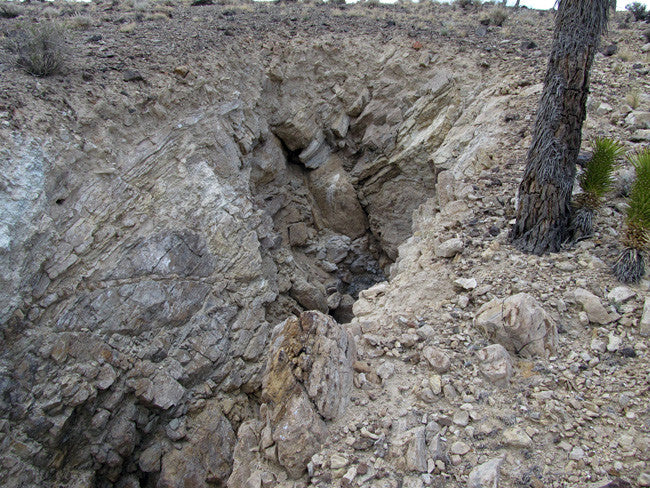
[570,137,624,241]
[613,149,650,283]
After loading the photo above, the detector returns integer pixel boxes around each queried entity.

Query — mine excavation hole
[259,138,390,325]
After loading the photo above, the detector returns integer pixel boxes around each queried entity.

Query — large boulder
[474,293,558,358]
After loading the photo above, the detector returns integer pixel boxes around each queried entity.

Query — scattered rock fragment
[573,288,617,324]
[435,238,464,258]
[503,427,532,448]
[123,70,144,82]
[476,344,512,385]
[641,297,650,337]
[474,293,558,358]
[422,345,451,373]
[468,457,504,488]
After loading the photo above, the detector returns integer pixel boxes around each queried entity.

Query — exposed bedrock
[0,38,512,487]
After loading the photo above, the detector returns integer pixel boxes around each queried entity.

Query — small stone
[450,441,470,456]
[607,286,635,304]
[468,457,503,488]
[96,364,117,391]
[607,333,622,352]
[573,288,616,325]
[377,362,395,381]
[435,238,464,258]
[454,277,477,290]
[503,427,532,448]
[422,346,451,373]
[406,427,428,472]
[330,453,348,470]
[139,443,162,472]
[637,472,650,487]
[288,222,310,247]
[429,375,442,395]
[569,446,585,461]
[123,70,144,82]
[625,111,650,130]
[596,102,613,116]
[173,65,190,77]
[640,298,650,337]
[476,344,512,385]
[591,337,607,353]
[453,410,470,427]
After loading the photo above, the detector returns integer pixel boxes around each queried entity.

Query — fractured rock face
[476,344,512,386]
[261,311,356,477]
[158,403,236,488]
[474,293,558,358]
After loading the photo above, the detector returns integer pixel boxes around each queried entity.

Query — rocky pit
[1,2,649,488]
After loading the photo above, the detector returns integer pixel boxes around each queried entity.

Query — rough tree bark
[510,0,609,255]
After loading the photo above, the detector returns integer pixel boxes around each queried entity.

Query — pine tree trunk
[510,0,608,255]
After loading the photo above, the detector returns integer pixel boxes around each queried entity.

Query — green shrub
[625,2,647,21]
[571,138,625,241]
[613,150,650,283]
[455,0,479,10]
[13,22,67,77]
[490,7,507,26]
[0,2,22,19]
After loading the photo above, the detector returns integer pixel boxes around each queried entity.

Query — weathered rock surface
[476,344,513,385]
[468,457,504,488]
[260,311,355,477]
[2,3,649,488]
[158,404,235,488]
[474,293,558,358]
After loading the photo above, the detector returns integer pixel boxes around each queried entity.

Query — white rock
[573,288,616,325]
[450,441,470,455]
[452,410,470,427]
[474,293,558,358]
[435,238,464,258]
[606,332,622,352]
[641,297,650,337]
[637,472,650,487]
[596,102,613,116]
[468,457,504,488]
[476,344,512,386]
[405,427,428,472]
[429,374,442,395]
[422,346,451,373]
[503,427,532,448]
[330,453,348,469]
[377,361,396,381]
[590,337,607,353]
[454,277,477,290]
[607,286,635,304]
[569,446,585,461]
[625,111,650,130]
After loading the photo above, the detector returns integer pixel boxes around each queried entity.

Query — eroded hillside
[0,1,649,488]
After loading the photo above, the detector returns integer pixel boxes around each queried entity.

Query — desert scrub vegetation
[11,21,67,77]
[625,1,647,21]
[570,137,625,241]
[489,7,508,26]
[67,13,94,30]
[0,1,22,19]
[614,149,650,283]
[625,89,641,109]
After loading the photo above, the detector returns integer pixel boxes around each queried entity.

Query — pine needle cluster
[614,149,650,283]
[571,137,624,241]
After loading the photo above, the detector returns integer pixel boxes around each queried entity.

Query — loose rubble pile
[0,1,648,487]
